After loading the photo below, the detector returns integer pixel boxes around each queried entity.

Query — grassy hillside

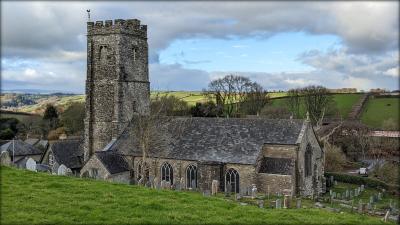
[361,97,399,130]
[0,166,390,225]
[268,94,362,119]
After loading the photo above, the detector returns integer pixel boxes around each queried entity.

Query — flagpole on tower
[86,9,91,22]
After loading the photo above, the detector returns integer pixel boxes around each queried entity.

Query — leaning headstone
[211,180,219,195]
[0,151,11,166]
[296,198,302,209]
[283,195,291,209]
[26,158,37,172]
[251,184,257,199]
[57,164,67,175]
[257,200,264,208]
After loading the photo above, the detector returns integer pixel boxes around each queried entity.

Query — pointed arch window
[225,168,240,193]
[186,165,197,189]
[305,144,312,177]
[161,162,173,184]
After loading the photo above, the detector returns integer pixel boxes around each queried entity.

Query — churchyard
[1,166,396,224]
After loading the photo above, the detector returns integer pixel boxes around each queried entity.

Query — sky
[1,1,399,93]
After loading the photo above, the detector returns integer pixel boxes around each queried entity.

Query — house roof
[109,117,306,165]
[1,140,44,156]
[50,139,83,169]
[95,151,129,174]
[24,138,39,146]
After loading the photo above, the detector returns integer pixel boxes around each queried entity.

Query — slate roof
[95,151,129,174]
[24,138,39,146]
[1,140,44,156]
[109,117,305,165]
[50,139,83,169]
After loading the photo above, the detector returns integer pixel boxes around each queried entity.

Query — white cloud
[384,67,399,77]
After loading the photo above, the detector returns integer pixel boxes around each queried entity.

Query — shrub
[0,128,15,140]
[60,102,85,134]
[47,127,66,140]
[325,172,399,194]
[324,145,347,172]
[371,162,399,185]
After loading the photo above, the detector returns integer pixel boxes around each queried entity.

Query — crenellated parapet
[87,19,147,38]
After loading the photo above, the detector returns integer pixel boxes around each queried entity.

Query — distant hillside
[0,166,389,225]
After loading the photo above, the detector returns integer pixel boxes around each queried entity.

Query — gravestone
[251,184,257,199]
[334,181,337,185]
[367,203,371,211]
[270,200,276,209]
[160,180,166,189]
[350,190,353,199]
[57,164,67,175]
[165,181,171,189]
[358,200,363,213]
[337,193,341,199]
[330,176,334,185]
[329,190,333,196]
[138,177,144,186]
[283,195,291,209]
[175,180,181,191]
[345,190,349,199]
[26,158,36,172]
[236,193,242,200]
[211,180,219,195]
[0,151,11,166]
[275,199,282,209]
[203,190,210,197]
[296,198,302,209]
[360,184,364,192]
[369,196,374,204]
[378,192,382,200]
[332,192,336,199]
[65,168,73,176]
[180,177,185,190]
[257,200,264,208]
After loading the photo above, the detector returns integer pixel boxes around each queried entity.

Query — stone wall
[297,121,325,196]
[257,173,293,195]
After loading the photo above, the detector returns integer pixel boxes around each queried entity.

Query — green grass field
[361,97,399,130]
[268,94,362,119]
[0,166,390,225]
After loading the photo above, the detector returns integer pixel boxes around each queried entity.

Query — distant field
[267,93,362,119]
[1,166,389,225]
[361,97,399,130]
[0,111,41,125]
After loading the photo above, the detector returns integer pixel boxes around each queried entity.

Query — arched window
[161,162,173,184]
[137,160,150,182]
[186,165,197,189]
[48,152,54,167]
[225,168,239,193]
[305,144,312,177]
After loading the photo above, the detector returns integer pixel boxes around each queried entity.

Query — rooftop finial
[86,9,91,22]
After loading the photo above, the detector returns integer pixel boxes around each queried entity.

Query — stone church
[80,18,325,197]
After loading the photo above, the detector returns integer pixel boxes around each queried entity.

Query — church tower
[84,19,150,161]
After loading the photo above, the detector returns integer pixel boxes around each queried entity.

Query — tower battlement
[87,19,147,38]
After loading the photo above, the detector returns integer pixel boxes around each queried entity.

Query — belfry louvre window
[225,168,239,193]
[305,144,312,177]
[186,165,197,189]
[161,162,173,184]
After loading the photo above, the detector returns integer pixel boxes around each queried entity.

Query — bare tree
[286,88,301,119]
[301,86,333,126]
[204,74,259,117]
[241,82,269,115]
